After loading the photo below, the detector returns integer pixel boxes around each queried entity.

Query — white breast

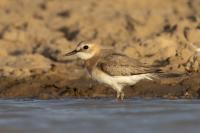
[91,68,115,86]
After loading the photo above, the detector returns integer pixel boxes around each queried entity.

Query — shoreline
[0,64,199,99]
[0,0,200,99]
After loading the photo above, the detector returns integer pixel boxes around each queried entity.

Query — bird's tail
[155,72,186,78]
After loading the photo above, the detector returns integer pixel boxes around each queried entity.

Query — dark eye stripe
[83,45,89,49]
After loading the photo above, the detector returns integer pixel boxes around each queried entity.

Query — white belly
[113,73,155,85]
[90,68,155,87]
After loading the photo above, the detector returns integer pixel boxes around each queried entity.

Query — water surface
[0,98,199,133]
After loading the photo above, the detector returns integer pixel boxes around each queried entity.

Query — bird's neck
[84,53,101,74]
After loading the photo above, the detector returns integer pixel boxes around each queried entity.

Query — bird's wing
[97,53,160,76]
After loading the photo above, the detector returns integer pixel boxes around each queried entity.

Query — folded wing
[97,53,161,76]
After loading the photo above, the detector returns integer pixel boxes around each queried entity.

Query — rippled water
[0,98,200,133]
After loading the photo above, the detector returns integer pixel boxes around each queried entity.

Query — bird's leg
[116,91,120,100]
[116,91,125,101]
[120,91,125,100]
[114,85,123,101]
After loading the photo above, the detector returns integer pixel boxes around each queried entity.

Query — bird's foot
[116,91,125,101]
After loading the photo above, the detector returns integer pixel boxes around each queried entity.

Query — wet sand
[0,0,200,99]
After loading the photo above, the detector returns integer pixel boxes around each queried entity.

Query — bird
[65,41,162,100]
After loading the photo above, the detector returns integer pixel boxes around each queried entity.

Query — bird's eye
[83,45,89,49]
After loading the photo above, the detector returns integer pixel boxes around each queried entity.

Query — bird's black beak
[65,49,77,56]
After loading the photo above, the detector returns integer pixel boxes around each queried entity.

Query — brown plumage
[96,52,161,76]
[65,41,169,100]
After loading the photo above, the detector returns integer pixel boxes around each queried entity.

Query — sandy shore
[0,0,200,99]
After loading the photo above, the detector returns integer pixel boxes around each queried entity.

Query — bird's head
[65,41,100,60]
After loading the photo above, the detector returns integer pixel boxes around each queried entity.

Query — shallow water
[0,98,200,133]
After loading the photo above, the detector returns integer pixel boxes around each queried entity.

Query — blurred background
[0,0,200,99]
[0,1,200,133]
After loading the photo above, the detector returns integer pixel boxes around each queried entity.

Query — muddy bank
[0,0,200,99]
[0,65,199,99]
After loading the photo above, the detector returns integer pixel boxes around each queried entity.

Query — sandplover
[65,41,161,100]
